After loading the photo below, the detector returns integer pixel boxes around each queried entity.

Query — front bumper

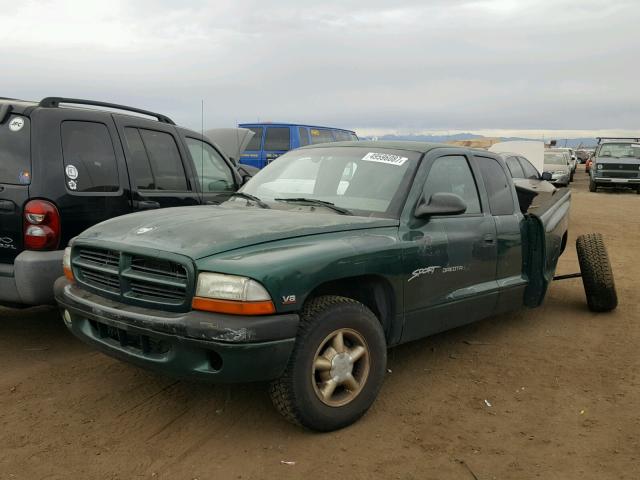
[55,278,299,382]
[0,250,63,306]
[593,177,640,185]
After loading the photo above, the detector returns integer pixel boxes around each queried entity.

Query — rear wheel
[269,296,387,431]
[576,233,617,312]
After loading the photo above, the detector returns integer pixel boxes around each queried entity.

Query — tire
[589,179,597,192]
[576,233,617,312]
[269,295,387,431]
[570,171,574,182]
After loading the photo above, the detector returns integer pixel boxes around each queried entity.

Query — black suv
[0,97,247,306]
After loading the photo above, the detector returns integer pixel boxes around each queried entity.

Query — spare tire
[576,233,617,312]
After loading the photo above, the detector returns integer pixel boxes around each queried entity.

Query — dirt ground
[1,166,638,480]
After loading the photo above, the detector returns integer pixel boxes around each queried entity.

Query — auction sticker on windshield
[362,152,408,166]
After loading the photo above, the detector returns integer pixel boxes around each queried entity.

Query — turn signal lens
[192,297,275,315]
[63,247,74,281]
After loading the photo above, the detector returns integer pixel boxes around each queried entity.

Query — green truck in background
[55,141,617,431]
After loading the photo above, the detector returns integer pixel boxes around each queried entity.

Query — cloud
[1,0,639,135]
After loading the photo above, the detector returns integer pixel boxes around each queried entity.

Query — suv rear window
[0,115,31,185]
[61,121,119,192]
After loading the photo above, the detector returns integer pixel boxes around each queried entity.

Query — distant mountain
[362,133,598,148]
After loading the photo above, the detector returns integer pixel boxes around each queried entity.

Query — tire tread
[576,233,617,312]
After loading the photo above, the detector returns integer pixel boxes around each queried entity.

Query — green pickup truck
[55,141,617,431]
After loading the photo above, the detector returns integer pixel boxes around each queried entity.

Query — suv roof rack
[39,97,175,125]
[597,137,640,144]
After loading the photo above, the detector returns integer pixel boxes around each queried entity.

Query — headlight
[193,273,275,315]
[63,246,73,281]
[554,170,566,174]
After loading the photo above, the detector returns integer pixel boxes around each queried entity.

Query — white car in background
[547,149,575,182]
[553,147,577,175]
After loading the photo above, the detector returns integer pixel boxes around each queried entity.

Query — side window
[245,127,263,151]
[139,129,189,191]
[123,128,154,189]
[332,130,352,142]
[310,129,334,144]
[298,127,310,147]
[61,121,119,193]
[423,156,481,214]
[264,127,291,151]
[518,157,540,179]
[505,156,525,178]
[185,138,235,192]
[477,157,514,215]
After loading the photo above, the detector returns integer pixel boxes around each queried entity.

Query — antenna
[201,100,205,195]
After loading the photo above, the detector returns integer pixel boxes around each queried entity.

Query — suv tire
[589,179,597,192]
[576,233,617,312]
[269,295,387,431]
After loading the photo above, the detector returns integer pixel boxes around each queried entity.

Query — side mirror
[541,172,553,181]
[414,192,467,218]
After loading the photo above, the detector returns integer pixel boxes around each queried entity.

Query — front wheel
[589,179,597,192]
[269,296,387,431]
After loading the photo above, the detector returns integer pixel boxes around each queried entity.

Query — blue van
[238,122,358,169]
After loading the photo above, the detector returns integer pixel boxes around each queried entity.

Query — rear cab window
[0,115,31,185]
[518,157,540,179]
[477,157,514,215]
[505,156,525,178]
[61,121,119,192]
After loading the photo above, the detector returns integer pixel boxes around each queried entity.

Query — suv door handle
[134,200,161,210]
[483,234,496,244]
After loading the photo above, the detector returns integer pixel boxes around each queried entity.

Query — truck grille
[600,170,638,179]
[73,246,192,311]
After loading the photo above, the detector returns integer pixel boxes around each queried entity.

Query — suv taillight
[23,200,61,250]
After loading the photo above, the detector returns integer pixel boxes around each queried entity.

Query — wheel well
[304,275,395,337]
[560,231,568,255]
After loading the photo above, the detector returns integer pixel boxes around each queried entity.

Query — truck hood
[77,205,399,260]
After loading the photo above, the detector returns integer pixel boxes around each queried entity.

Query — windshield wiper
[222,192,270,209]
[274,197,352,215]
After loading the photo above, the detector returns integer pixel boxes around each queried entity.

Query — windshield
[597,143,640,159]
[544,153,567,166]
[0,115,31,185]
[240,147,422,218]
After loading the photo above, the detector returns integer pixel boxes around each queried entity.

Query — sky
[1,0,639,138]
